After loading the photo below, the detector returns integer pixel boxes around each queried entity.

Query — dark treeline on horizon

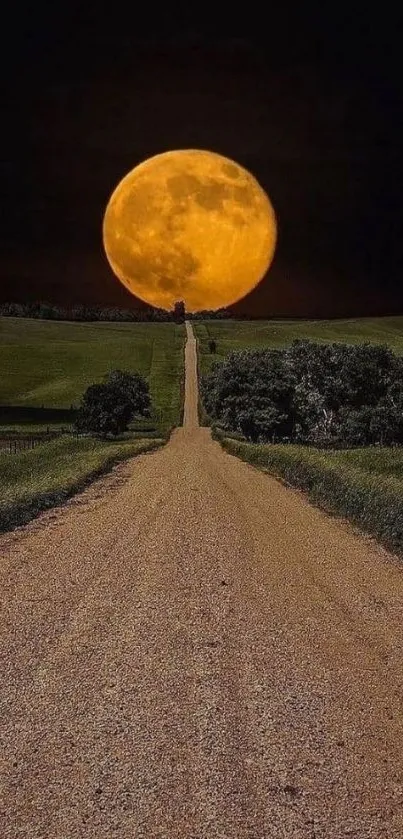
[0,301,232,322]
[1,301,401,324]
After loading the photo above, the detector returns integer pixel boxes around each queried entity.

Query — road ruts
[0,321,402,837]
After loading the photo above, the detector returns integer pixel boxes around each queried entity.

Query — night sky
[2,5,403,317]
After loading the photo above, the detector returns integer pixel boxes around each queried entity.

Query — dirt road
[1,322,403,837]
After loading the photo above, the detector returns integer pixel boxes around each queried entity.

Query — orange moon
[102,149,277,312]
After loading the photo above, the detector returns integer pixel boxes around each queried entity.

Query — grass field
[0,317,185,433]
[0,435,163,532]
[194,316,403,373]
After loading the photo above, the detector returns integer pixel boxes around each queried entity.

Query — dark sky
[2,5,403,316]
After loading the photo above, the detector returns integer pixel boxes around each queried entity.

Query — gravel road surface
[1,321,402,837]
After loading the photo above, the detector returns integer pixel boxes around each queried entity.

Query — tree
[105,369,150,416]
[189,308,232,320]
[173,300,186,323]
[201,348,296,442]
[201,340,403,447]
[74,369,151,437]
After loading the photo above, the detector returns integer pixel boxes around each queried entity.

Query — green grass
[194,316,403,374]
[0,434,163,532]
[0,318,185,433]
[320,446,403,480]
[215,429,403,557]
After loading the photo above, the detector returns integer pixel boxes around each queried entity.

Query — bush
[201,340,403,447]
[75,369,151,437]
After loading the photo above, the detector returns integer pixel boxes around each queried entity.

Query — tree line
[201,340,403,447]
[0,301,232,322]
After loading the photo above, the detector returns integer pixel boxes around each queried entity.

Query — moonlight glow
[102,149,277,312]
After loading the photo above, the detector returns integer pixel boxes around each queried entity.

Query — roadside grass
[194,316,403,374]
[0,318,185,434]
[214,428,403,557]
[0,435,164,532]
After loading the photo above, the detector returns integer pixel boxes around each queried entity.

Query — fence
[0,428,68,455]
[0,438,47,454]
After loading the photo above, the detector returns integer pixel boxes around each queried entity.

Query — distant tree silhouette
[0,302,176,322]
[173,300,186,323]
[188,308,232,320]
[0,301,236,322]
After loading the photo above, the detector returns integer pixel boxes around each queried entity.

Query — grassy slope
[0,317,185,530]
[194,316,403,373]
[0,435,163,532]
[0,318,185,432]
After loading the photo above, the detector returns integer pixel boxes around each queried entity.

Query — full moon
[102,149,277,312]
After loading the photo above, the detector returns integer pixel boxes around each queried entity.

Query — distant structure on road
[173,300,186,323]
